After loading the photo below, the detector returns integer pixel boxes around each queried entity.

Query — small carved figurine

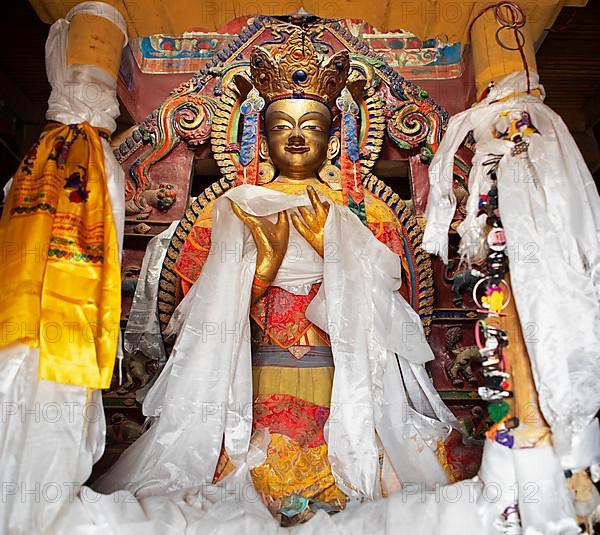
[445,326,480,388]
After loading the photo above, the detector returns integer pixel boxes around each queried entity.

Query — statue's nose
[287,125,305,145]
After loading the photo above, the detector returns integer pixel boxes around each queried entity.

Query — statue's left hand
[291,186,330,258]
[230,200,290,281]
[230,200,289,303]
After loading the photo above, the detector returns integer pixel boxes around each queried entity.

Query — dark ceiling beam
[0,68,40,124]
[583,92,600,131]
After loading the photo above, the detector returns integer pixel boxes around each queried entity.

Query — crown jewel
[249,30,350,107]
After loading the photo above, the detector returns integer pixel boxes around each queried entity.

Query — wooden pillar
[470,4,538,100]
[487,277,552,448]
[66,10,126,80]
[469,4,551,447]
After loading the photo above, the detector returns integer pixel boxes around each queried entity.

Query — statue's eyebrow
[267,110,295,124]
[299,111,329,124]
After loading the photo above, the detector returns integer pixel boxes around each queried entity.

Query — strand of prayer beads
[471,166,519,449]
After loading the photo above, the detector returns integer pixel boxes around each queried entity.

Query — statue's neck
[273,174,321,186]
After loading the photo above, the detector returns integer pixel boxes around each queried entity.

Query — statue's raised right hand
[230,200,289,298]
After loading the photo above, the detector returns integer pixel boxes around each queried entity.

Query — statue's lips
[284,146,310,154]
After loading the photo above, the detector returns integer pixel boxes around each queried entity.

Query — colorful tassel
[336,87,366,224]
[238,87,265,185]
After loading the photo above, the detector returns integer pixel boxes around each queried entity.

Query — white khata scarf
[97,184,458,499]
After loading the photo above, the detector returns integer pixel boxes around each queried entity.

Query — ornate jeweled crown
[249,30,350,107]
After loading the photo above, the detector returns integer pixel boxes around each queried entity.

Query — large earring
[258,160,275,185]
[319,137,342,190]
[318,160,342,190]
[257,139,275,185]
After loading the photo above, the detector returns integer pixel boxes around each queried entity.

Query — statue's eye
[271,123,292,130]
[302,123,323,131]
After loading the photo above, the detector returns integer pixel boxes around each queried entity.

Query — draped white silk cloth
[423,71,600,472]
[124,222,178,366]
[0,346,106,535]
[0,4,127,533]
[95,184,458,500]
[89,186,579,534]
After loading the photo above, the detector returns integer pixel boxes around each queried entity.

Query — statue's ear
[347,79,366,103]
[233,74,254,101]
[327,135,340,160]
[259,137,270,160]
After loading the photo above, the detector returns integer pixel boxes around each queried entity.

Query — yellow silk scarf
[0,122,120,388]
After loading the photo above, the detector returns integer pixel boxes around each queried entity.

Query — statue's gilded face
[264,99,331,179]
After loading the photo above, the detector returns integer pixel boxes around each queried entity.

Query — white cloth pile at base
[49,440,578,534]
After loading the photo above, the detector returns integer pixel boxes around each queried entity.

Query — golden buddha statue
[168,31,455,519]
[97,29,457,523]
